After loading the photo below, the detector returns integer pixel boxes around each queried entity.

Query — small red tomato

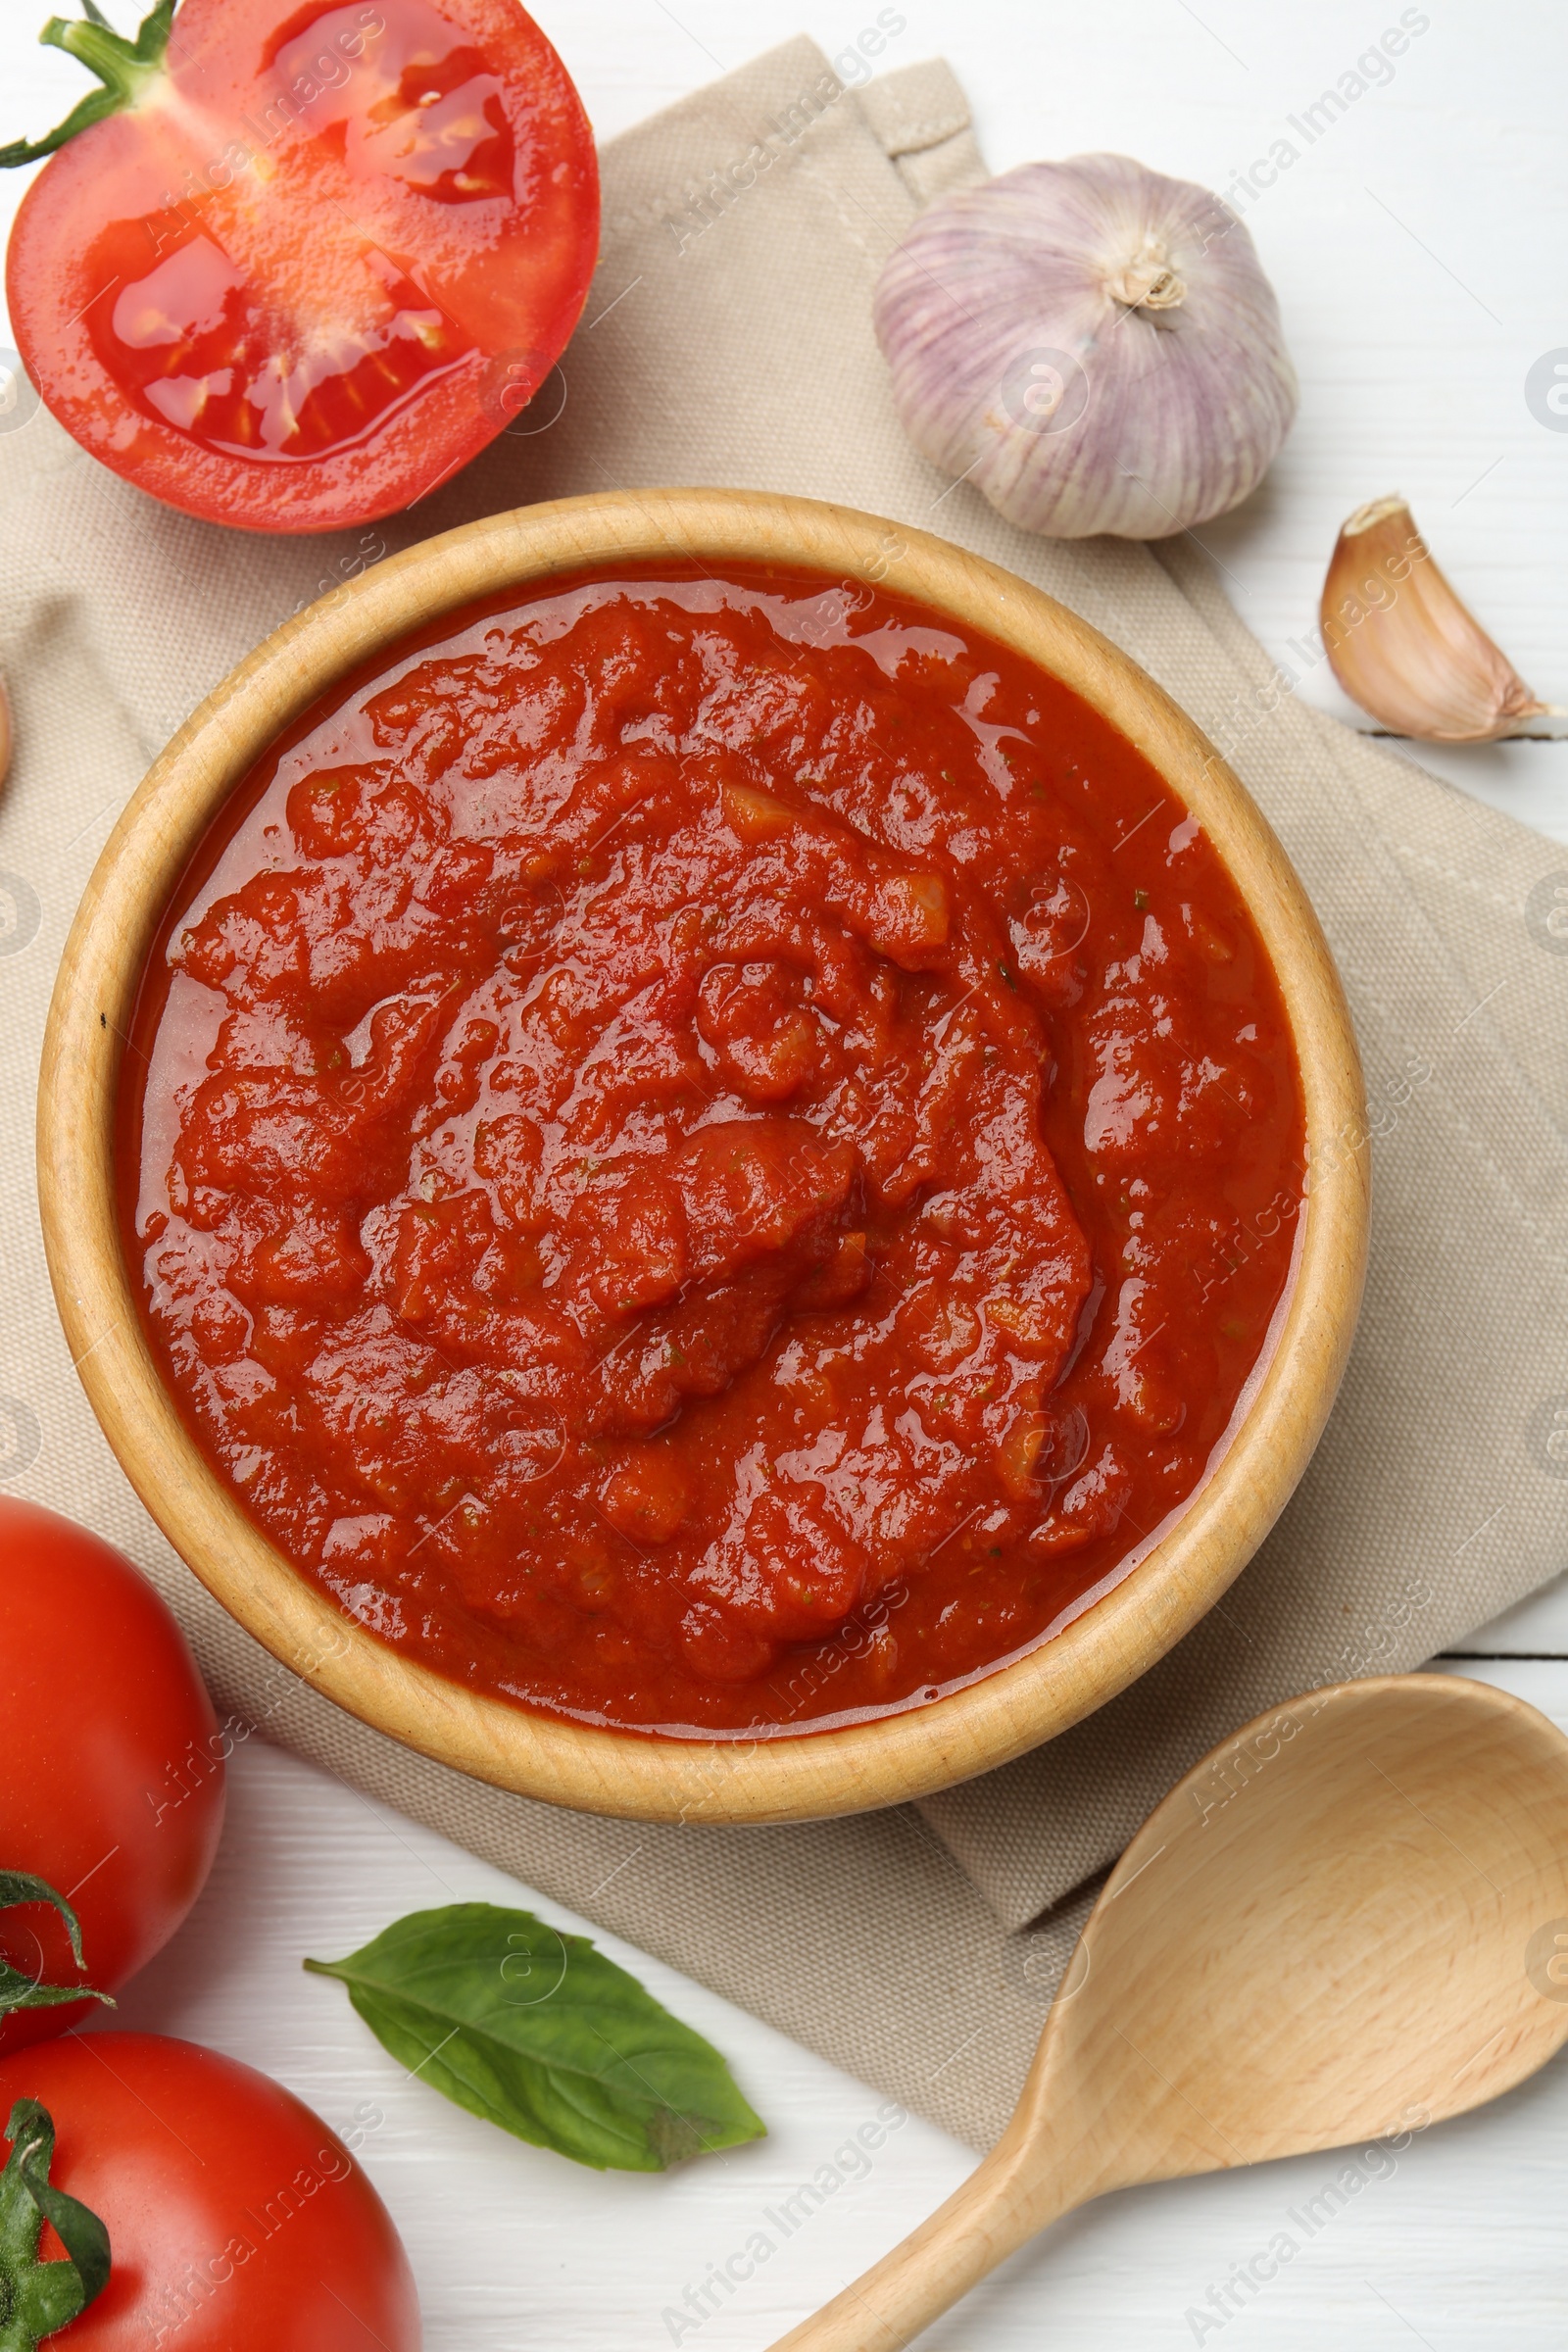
[3,0,599,531]
[0,1500,224,2052]
[0,2034,420,2349]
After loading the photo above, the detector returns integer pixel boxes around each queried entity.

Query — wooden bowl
[37,488,1368,1826]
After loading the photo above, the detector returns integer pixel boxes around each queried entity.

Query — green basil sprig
[305,1903,764,2173]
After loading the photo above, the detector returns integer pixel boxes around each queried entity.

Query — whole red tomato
[3,0,599,531]
[0,2034,420,2349]
[0,1500,224,2053]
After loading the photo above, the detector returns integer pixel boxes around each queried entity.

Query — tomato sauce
[121,565,1304,1737]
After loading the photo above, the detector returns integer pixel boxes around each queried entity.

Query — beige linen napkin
[4,38,1568,2148]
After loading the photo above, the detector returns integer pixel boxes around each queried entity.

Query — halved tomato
[3,0,599,531]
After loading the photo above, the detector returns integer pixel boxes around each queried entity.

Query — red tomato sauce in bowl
[120,564,1304,1737]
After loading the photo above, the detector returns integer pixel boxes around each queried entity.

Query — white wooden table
[110,1623,1568,2352]
[6,3,1568,2343]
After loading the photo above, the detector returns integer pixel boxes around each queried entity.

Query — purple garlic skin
[873,154,1298,541]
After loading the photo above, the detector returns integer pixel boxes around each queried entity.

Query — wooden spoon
[770,1672,1568,2349]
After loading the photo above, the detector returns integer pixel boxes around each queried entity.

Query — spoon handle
[763,2132,1074,2351]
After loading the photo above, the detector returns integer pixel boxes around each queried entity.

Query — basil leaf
[304,1904,764,2173]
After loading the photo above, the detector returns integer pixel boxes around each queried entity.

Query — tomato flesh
[6,0,599,530]
[93,223,474,462]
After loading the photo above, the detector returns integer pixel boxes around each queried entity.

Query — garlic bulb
[1323,495,1555,742]
[872,155,1298,540]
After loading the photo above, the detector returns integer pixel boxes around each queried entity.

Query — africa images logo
[1525,350,1568,434]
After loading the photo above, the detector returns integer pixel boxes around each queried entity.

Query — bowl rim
[36,486,1369,1826]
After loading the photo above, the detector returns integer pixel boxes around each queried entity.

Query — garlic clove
[0,675,10,790]
[1322,495,1554,743]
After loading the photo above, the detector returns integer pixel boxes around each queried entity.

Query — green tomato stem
[0,1875,113,2020]
[0,2101,110,2349]
[0,0,173,168]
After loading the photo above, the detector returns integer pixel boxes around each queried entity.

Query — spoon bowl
[772,1672,1568,2348]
